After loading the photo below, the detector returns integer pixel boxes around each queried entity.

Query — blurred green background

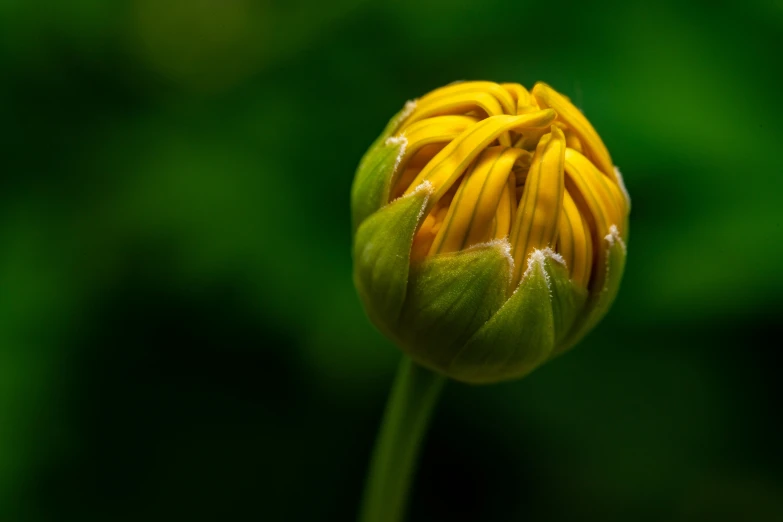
[2,0,783,520]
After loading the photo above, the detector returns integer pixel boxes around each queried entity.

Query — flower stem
[359,357,446,522]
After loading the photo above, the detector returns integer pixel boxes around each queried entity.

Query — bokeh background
[2,0,783,520]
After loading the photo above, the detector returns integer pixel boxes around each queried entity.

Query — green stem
[359,357,446,522]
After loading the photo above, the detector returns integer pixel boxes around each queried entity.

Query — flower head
[352,81,629,384]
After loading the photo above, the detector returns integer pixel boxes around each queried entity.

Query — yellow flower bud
[352,81,629,384]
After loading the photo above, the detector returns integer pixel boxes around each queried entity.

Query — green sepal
[557,227,627,354]
[545,255,588,349]
[353,185,431,342]
[351,106,412,234]
[396,241,513,374]
[445,249,557,384]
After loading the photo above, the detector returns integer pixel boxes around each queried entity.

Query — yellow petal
[564,148,629,294]
[407,143,444,169]
[532,82,616,181]
[492,173,516,240]
[509,126,567,285]
[512,127,549,151]
[557,189,593,287]
[415,81,516,117]
[515,185,524,203]
[564,147,625,234]
[404,82,518,146]
[410,190,453,261]
[389,115,479,198]
[404,110,556,202]
[399,115,479,162]
[500,83,538,114]
[430,147,525,254]
[389,166,421,201]
[407,94,512,146]
[553,122,584,154]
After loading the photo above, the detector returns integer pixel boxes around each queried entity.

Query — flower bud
[352,81,629,384]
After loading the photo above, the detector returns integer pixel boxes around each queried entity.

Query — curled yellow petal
[563,147,625,234]
[394,115,478,174]
[509,126,566,285]
[557,189,593,287]
[493,173,516,240]
[414,81,517,117]
[430,147,525,255]
[532,82,616,181]
[401,115,479,155]
[563,149,627,294]
[404,82,519,147]
[407,144,444,169]
[403,110,557,202]
[404,94,511,147]
[500,83,538,114]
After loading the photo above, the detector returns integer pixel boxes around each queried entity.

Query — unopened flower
[352,81,629,384]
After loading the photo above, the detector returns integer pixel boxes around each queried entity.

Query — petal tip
[605,224,626,254]
[468,238,515,283]
[411,179,434,195]
[518,247,566,296]
[385,135,408,173]
[401,99,417,118]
